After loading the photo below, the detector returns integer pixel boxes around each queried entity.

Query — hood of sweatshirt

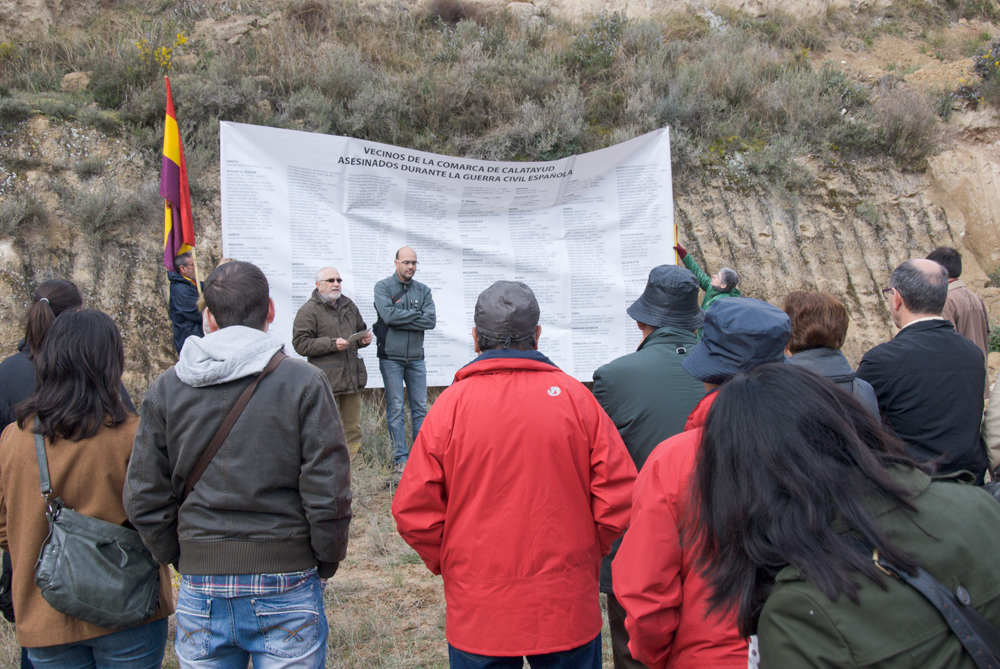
[175,325,284,388]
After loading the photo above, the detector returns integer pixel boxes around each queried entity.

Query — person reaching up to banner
[673,243,740,310]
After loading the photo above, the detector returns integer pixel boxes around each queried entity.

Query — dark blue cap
[681,297,790,384]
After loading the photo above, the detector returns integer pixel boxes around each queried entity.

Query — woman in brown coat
[0,309,173,668]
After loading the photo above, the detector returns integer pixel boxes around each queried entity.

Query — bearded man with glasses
[293,266,372,455]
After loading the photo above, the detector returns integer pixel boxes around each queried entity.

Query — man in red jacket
[613,297,790,669]
[392,280,637,668]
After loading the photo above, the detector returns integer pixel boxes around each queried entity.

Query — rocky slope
[0,5,998,397]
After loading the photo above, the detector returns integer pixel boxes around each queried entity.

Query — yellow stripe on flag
[164,201,173,246]
[163,115,181,166]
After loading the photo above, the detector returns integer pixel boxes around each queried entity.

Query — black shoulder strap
[183,350,287,503]
[34,417,51,500]
[865,542,1000,669]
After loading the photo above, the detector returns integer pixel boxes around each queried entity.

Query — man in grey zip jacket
[125,261,352,668]
[374,246,436,470]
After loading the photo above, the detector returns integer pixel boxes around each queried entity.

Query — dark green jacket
[592,326,704,592]
[373,274,436,362]
[759,467,1000,668]
[292,291,369,394]
[681,255,740,310]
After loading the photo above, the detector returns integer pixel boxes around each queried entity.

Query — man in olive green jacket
[673,243,741,310]
[759,466,1000,668]
[591,264,706,669]
[293,266,372,453]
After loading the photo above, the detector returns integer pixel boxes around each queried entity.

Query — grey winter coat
[786,347,879,418]
[373,273,435,361]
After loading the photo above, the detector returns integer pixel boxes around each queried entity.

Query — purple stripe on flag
[161,156,181,205]
[164,209,183,269]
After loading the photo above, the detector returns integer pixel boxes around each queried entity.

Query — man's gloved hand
[673,244,688,259]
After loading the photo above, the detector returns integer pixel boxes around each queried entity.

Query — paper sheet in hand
[347,328,371,345]
[220,122,674,387]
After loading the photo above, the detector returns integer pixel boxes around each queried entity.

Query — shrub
[78,107,120,135]
[873,84,939,169]
[68,181,160,234]
[73,158,105,180]
[0,98,32,125]
[0,192,46,236]
[566,11,627,78]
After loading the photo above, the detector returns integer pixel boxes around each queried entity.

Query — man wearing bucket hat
[612,298,791,669]
[591,265,706,669]
[393,280,637,668]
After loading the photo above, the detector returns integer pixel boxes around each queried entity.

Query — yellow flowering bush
[135,32,187,71]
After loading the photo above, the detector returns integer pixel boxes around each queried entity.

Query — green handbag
[32,419,160,629]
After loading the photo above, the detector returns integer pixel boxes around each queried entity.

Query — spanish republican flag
[161,76,195,271]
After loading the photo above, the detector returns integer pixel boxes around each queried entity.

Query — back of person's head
[690,363,919,637]
[681,297,790,385]
[24,279,83,358]
[16,308,129,441]
[889,259,948,315]
[626,265,704,331]
[926,247,961,279]
[719,267,739,292]
[474,281,540,352]
[782,291,850,354]
[203,261,270,330]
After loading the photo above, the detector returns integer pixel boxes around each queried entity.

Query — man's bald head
[395,246,418,282]
[889,258,948,316]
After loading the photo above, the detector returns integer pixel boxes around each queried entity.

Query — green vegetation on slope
[4,0,994,199]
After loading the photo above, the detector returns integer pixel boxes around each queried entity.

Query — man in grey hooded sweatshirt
[125,260,352,669]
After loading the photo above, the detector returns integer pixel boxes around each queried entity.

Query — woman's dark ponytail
[24,280,83,358]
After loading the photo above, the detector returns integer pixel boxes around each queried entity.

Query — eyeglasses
[320,278,343,284]
[396,260,418,267]
[881,287,894,298]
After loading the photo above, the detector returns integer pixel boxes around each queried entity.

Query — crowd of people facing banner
[0,242,996,668]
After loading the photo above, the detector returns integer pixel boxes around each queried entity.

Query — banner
[220,122,674,387]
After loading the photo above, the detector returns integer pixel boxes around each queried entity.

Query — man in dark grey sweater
[125,260,352,668]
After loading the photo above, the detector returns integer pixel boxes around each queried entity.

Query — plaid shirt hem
[181,567,318,598]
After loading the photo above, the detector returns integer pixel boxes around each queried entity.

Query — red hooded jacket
[612,390,749,669]
[392,351,637,656]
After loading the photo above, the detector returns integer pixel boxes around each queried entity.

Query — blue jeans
[448,635,601,668]
[379,358,428,464]
[26,618,167,669]
[173,575,327,669]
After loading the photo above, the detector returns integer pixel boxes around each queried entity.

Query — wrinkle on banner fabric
[220,123,674,387]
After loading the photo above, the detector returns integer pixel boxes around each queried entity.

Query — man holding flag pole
[162,75,203,354]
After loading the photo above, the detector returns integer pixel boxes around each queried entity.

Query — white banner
[220,122,674,387]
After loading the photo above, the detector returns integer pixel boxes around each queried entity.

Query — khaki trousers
[335,392,362,455]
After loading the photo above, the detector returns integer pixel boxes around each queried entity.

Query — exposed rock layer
[0,114,996,398]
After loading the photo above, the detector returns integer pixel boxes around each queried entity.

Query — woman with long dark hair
[0,309,173,668]
[691,363,1000,667]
